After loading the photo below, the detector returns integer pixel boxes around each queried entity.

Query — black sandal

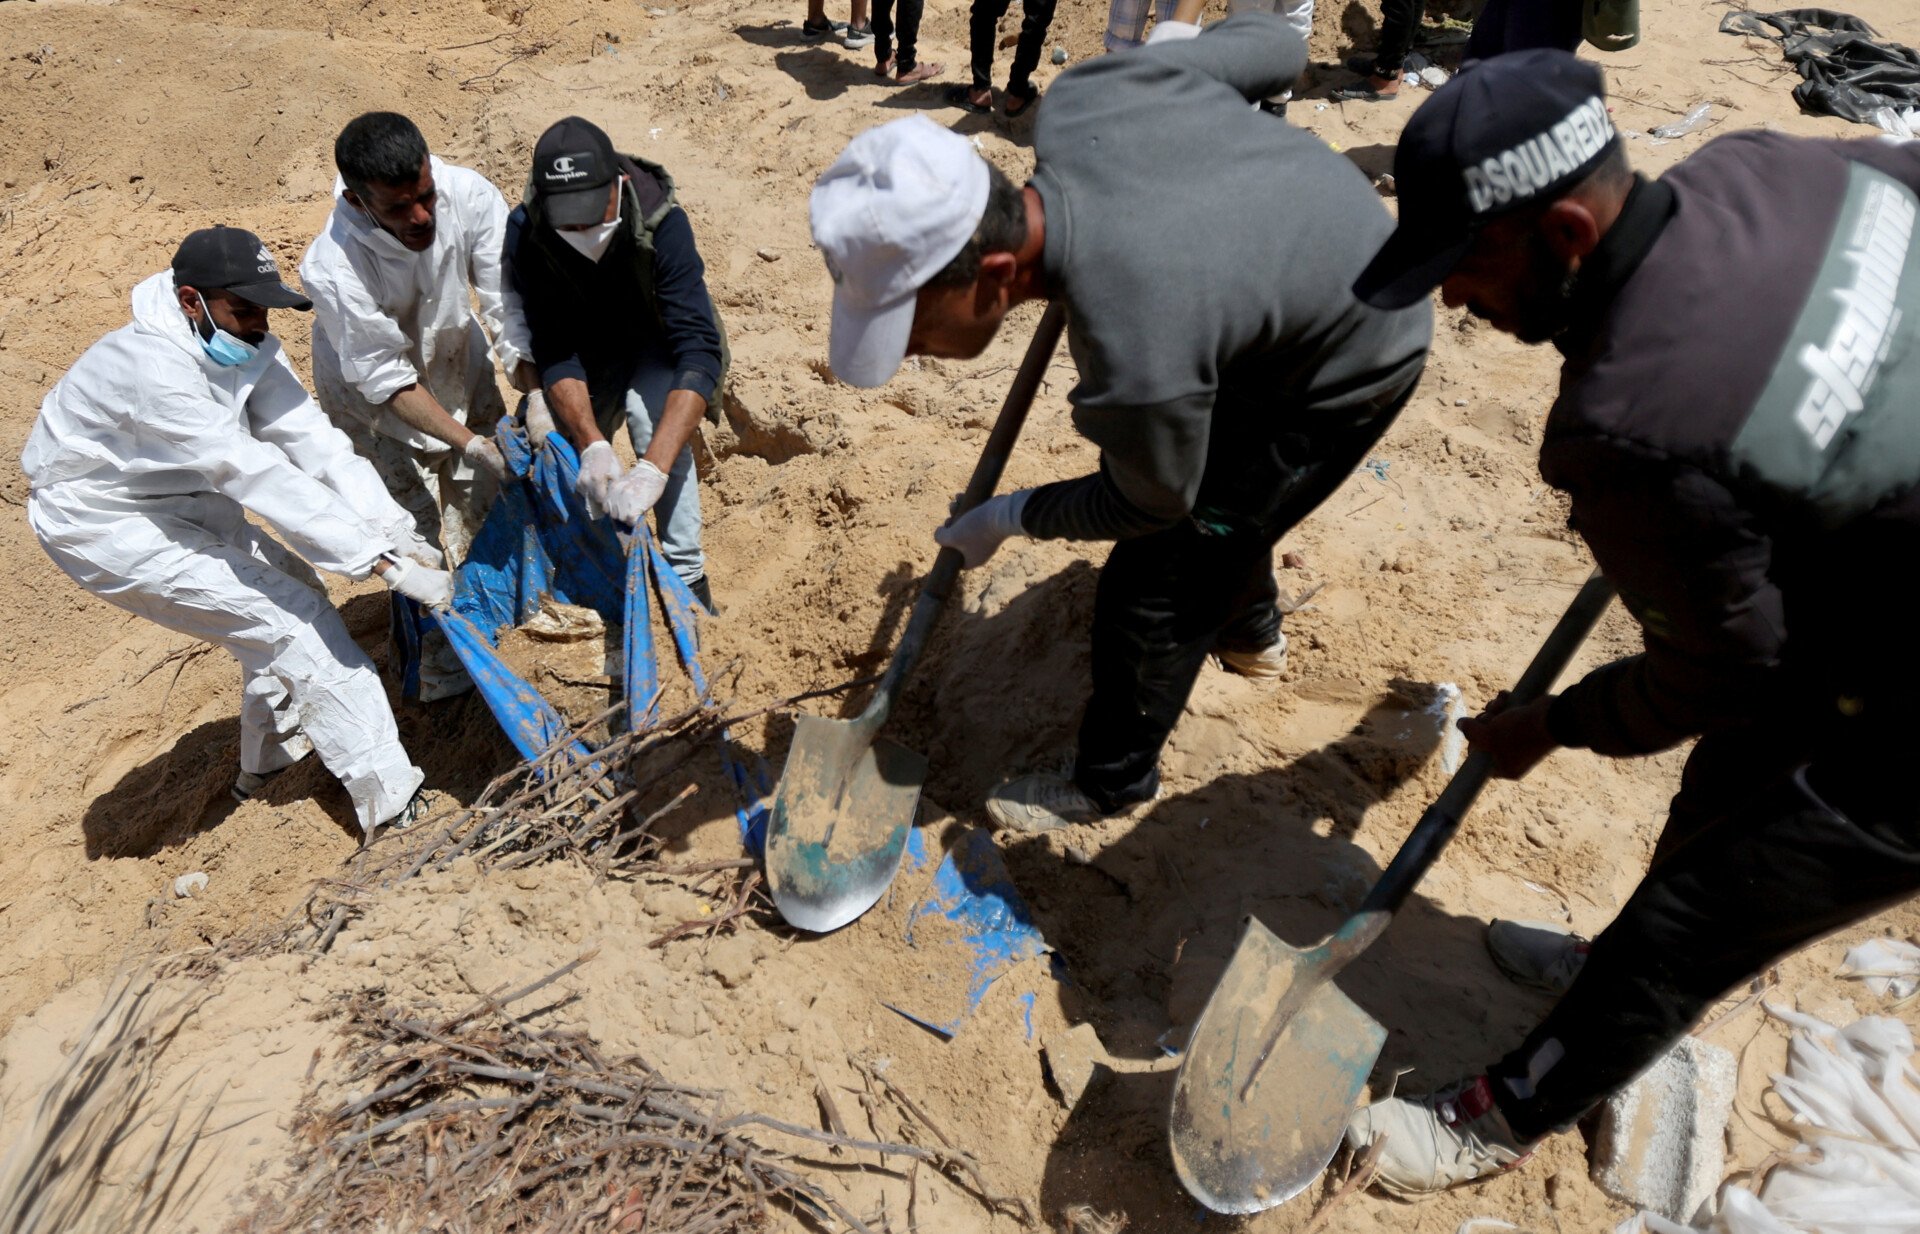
[1003,84,1039,117]
[946,84,992,113]
[1331,78,1398,102]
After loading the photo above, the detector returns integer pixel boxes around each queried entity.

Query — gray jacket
[1021,11,1433,540]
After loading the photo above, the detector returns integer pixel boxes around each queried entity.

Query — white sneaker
[1486,919,1589,996]
[985,773,1107,834]
[1345,1075,1535,1197]
[1215,632,1288,679]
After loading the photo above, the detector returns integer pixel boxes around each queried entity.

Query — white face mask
[558,216,621,263]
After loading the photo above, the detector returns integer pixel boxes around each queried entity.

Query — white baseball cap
[810,116,990,388]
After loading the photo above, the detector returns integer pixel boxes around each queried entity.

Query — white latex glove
[381,554,454,607]
[934,490,1032,567]
[575,440,623,520]
[523,390,557,444]
[605,458,669,526]
[388,521,445,570]
[1146,19,1202,43]
[463,433,509,482]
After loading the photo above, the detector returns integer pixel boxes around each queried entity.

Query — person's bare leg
[807,0,826,22]
[852,0,868,24]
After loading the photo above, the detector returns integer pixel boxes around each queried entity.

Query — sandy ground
[1,0,1918,1228]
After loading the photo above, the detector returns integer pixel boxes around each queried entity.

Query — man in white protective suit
[22,226,452,839]
[301,111,537,698]
[301,111,536,562]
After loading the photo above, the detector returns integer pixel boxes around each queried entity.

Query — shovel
[766,302,1069,933]
[1168,571,1616,1213]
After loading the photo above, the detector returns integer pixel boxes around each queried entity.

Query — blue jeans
[611,357,706,584]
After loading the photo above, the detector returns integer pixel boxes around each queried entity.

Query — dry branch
[237,960,951,1234]
[0,975,218,1234]
[284,674,876,960]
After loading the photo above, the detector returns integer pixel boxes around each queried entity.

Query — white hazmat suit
[301,157,533,564]
[22,271,426,835]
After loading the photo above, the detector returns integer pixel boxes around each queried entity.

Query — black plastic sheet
[1721,8,1920,125]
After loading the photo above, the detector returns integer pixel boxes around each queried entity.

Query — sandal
[1331,77,1400,102]
[1003,84,1039,116]
[894,60,944,84]
[947,83,993,113]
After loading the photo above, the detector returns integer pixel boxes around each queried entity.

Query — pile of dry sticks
[241,957,965,1233]
[239,677,1024,1233]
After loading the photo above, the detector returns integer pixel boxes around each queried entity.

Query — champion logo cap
[810,115,991,388]
[1354,50,1618,310]
[532,116,620,228]
[170,225,311,309]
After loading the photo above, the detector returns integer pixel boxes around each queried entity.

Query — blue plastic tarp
[397,414,1052,1036]
[885,828,1051,1038]
[394,417,695,761]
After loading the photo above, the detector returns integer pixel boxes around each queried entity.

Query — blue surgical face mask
[193,293,260,367]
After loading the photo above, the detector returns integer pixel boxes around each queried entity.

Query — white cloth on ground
[22,270,424,832]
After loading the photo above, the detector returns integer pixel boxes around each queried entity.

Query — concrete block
[1043,1023,1107,1109]
[1590,1035,1737,1223]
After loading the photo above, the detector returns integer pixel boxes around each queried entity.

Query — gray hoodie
[1021,11,1433,540]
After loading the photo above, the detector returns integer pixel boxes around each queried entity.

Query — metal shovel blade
[765,714,928,933]
[1168,917,1387,1214]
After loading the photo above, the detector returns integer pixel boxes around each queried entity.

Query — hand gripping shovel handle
[1356,569,1616,917]
[1236,570,1614,1101]
[859,301,1070,726]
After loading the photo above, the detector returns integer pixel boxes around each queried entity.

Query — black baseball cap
[1354,50,1619,311]
[171,226,312,309]
[532,116,619,228]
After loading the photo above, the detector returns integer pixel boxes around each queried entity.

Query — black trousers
[1370,0,1426,73]
[969,0,1056,96]
[1462,0,1583,61]
[1070,394,1408,813]
[872,0,925,72]
[1490,723,1920,1142]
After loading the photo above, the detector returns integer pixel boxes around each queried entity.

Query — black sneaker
[687,574,717,615]
[802,16,846,37]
